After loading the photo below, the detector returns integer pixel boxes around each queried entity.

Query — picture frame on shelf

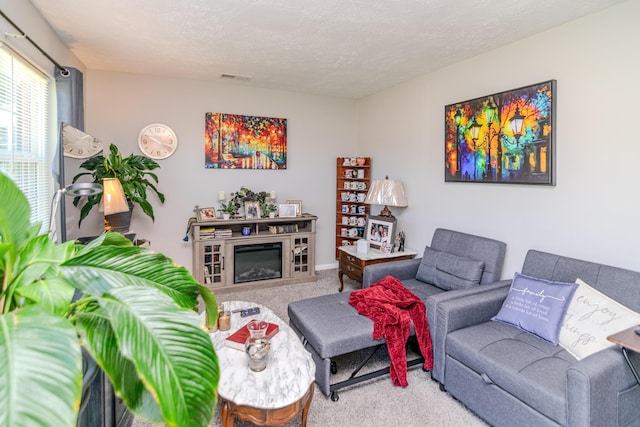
[366,215,397,250]
[244,201,261,219]
[197,207,217,221]
[278,204,297,218]
[287,200,302,216]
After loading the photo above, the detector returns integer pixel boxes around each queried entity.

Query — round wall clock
[62,123,103,158]
[138,123,178,159]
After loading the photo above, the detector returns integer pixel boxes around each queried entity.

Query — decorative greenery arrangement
[0,172,219,426]
[72,144,166,225]
[220,187,275,218]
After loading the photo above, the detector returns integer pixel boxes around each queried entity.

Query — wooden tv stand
[191,214,317,293]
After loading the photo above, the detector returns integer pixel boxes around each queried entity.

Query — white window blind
[0,47,52,231]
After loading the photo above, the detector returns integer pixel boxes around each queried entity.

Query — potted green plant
[219,201,239,220]
[0,172,219,426]
[72,143,166,228]
[261,202,278,218]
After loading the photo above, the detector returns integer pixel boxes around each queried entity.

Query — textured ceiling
[29,0,626,99]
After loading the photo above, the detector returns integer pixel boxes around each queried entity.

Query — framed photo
[244,201,261,219]
[197,207,217,221]
[366,215,397,250]
[278,204,297,218]
[286,200,302,216]
[444,80,556,185]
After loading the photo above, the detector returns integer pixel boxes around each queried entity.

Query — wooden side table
[607,325,640,386]
[337,245,417,292]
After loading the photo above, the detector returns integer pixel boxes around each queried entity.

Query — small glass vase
[245,321,271,372]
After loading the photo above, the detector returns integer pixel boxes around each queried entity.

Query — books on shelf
[199,226,216,239]
[224,320,280,351]
[268,224,299,234]
[214,228,233,238]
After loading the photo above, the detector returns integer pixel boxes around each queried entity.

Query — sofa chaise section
[287,228,506,399]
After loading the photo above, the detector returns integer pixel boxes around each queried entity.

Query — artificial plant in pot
[72,143,165,229]
[0,172,219,427]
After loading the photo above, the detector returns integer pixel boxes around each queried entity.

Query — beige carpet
[132,269,488,426]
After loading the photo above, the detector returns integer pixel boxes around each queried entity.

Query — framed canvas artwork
[204,112,287,170]
[444,80,556,185]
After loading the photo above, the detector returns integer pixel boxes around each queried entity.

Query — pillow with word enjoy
[492,273,577,345]
[558,278,640,360]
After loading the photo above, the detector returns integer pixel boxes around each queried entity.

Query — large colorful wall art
[445,80,556,185]
[205,112,287,169]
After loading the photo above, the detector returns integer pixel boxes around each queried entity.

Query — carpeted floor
[132,269,488,426]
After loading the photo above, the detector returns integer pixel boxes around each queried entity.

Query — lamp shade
[364,179,408,207]
[101,178,129,215]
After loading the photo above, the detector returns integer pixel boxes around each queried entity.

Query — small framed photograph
[244,201,261,219]
[366,215,397,250]
[286,200,302,216]
[197,207,217,221]
[278,204,297,218]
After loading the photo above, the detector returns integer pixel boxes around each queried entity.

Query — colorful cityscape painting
[205,112,287,169]
[445,80,555,185]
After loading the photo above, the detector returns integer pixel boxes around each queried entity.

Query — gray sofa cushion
[447,320,575,425]
[416,246,485,290]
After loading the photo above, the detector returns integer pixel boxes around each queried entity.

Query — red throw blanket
[348,276,433,387]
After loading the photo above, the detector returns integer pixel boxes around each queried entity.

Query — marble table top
[204,300,315,409]
[339,244,418,261]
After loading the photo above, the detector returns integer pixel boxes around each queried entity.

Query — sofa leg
[330,391,339,402]
[439,383,446,392]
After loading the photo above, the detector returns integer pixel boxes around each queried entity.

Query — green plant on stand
[72,143,165,230]
[0,172,219,427]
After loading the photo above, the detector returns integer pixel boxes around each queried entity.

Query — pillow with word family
[558,278,640,360]
[492,273,577,345]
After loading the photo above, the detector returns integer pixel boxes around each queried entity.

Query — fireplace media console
[191,214,317,292]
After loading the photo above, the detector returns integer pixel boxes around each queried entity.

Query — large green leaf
[97,286,218,426]
[0,173,36,252]
[16,277,76,316]
[75,306,163,422]
[0,306,82,427]
[62,246,200,309]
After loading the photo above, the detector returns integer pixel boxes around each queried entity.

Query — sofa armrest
[437,284,510,335]
[567,347,639,426]
[429,280,511,383]
[362,258,422,288]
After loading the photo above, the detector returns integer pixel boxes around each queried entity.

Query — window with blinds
[0,48,52,232]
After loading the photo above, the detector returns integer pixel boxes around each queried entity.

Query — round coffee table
[205,301,315,426]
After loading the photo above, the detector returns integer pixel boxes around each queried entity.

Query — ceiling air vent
[220,73,251,81]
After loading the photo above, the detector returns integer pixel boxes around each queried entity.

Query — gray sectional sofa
[287,228,506,399]
[438,250,640,427]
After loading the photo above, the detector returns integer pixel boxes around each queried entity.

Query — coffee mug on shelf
[358,205,366,214]
[350,205,358,213]
[342,240,351,246]
[357,169,365,179]
[357,217,366,226]
[357,193,366,202]
[344,169,354,178]
[349,216,357,225]
[342,205,349,213]
[341,192,350,201]
[341,228,348,236]
[344,181,350,189]
[342,216,349,225]
[349,193,357,202]
[348,228,358,237]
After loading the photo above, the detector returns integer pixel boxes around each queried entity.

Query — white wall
[79,72,358,270]
[357,0,640,277]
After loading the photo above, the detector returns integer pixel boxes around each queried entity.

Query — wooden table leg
[338,269,345,292]
[300,383,314,427]
[220,399,234,427]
